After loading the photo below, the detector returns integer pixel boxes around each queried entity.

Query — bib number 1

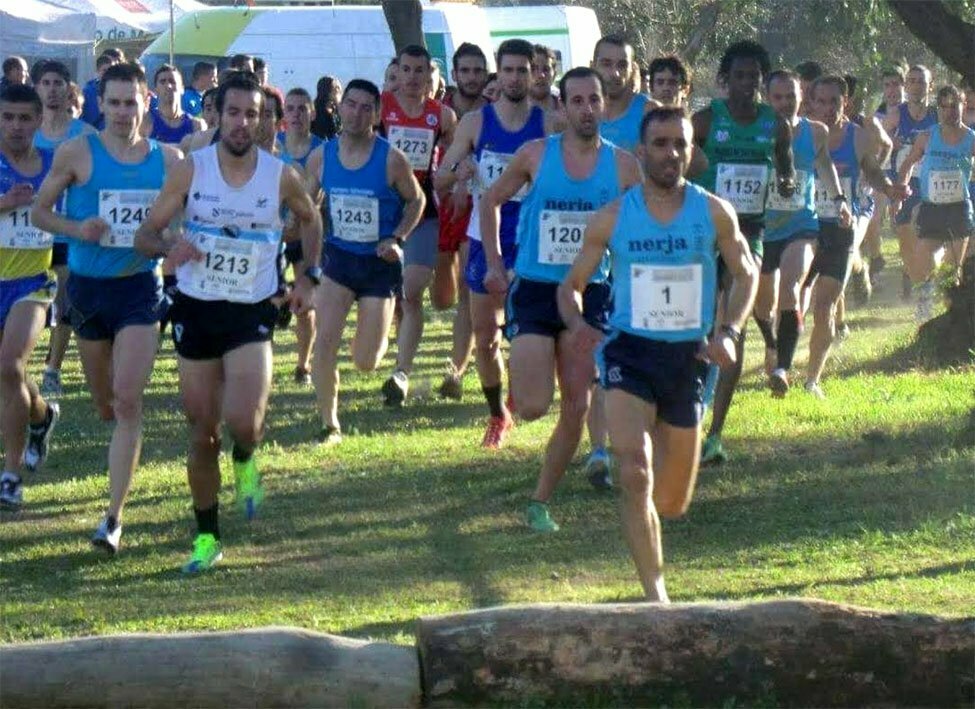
[630,263,702,332]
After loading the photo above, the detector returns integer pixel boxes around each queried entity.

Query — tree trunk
[417,599,974,707]
[887,0,975,86]
[679,1,721,65]
[381,0,425,54]
[916,253,975,365]
[0,627,420,708]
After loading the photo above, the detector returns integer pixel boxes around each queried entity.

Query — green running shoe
[700,434,727,466]
[526,500,559,532]
[181,533,223,574]
[234,456,264,520]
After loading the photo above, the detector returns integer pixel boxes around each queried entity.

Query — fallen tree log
[417,599,974,707]
[0,626,419,708]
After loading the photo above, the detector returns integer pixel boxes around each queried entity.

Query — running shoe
[505,389,516,418]
[585,449,612,490]
[293,366,311,386]
[437,364,463,401]
[24,402,60,472]
[234,456,264,520]
[869,255,885,289]
[317,424,342,445]
[526,500,559,532]
[847,267,872,307]
[382,370,409,407]
[0,473,23,510]
[39,369,62,398]
[769,368,790,398]
[835,322,851,343]
[804,380,826,400]
[764,347,777,377]
[700,434,727,466]
[914,280,935,325]
[181,533,223,574]
[91,516,122,555]
[481,414,514,449]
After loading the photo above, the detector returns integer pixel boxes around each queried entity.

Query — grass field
[1,244,973,646]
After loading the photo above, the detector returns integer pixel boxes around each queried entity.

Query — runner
[182,61,218,119]
[32,62,179,552]
[648,55,692,108]
[529,45,561,113]
[80,53,120,130]
[759,70,850,397]
[558,105,759,601]
[133,71,323,573]
[795,60,822,118]
[304,79,424,442]
[32,60,95,398]
[435,43,489,400]
[434,39,551,448]
[143,65,203,144]
[481,67,641,529]
[894,84,974,322]
[278,87,324,385]
[882,65,937,301]
[377,45,456,407]
[690,40,795,465]
[591,35,659,152]
[1,56,29,90]
[311,76,342,141]
[0,84,60,509]
[805,75,906,397]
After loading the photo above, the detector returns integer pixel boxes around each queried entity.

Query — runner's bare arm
[893,130,929,186]
[433,110,481,193]
[870,116,893,165]
[557,200,618,327]
[811,120,845,199]
[133,158,194,258]
[773,115,797,190]
[616,149,644,189]
[710,195,758,332]
[388,147,425,240]
[479,141,540,270]
[280,164,323,270]
[688,107,712,178]
[31,138,86,239]
[439,105,458,150]
[303,143,325,202]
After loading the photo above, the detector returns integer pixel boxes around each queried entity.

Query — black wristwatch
[719,324,743,344]
[832,195,848,203]
[393,235,405,248]
[303,265,323,286]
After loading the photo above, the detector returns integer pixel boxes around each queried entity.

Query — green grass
[1,241,973,645]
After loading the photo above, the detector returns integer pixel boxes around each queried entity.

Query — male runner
[894,84,975,322]
[143,65,203,145]
[379,45,457,407]
[434,39,551,448]
[32,62,179,552]
[690,40,795,465]
[481,67,642,529]
[32,60,95,398]
[648,55,691,108]
[883,65,937,301]
[80,53,119,130]
[559,106,759,601]
[529,45,561,113]
[795,61,822,118]
[134,71,322,573]
[759,70,850,396]
[1,56,29,90]
[592,35,659,152]
[304,80,424,442]
[805,75,906,396]
[435,43,489,401]
[0,84,60,509]
[182,62,218,118]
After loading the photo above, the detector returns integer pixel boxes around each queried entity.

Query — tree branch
[887,0,975,86]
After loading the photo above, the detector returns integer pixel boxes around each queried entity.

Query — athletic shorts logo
[607,365,622,384]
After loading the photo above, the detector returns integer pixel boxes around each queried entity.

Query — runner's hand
[838,201,853,229]
[376,238,402,263]
[0,183,34,209]
[567,317,604,355]
[78,217,111,243]
[777,175,797,198]
[290,278,312,315]
[168,237,204,266]
[704,333,737,369]
[482,264,508,294]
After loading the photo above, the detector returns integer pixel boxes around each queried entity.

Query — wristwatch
[719,324,743,344]
[832,194,848,202]
[303,265,323,286]
[393,235,405,247]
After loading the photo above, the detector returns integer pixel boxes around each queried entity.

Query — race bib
[0,206,52,250]
[537,210,590,265]
[766,169,809,212]
[630,263,702,332]
[98,189,156,248]
[478,150,528,202]
[330,194,379,243]
[185,233,257,301]
[388,125,435,172]
[715,163,768,215]
[814,177,852,219]
[928,169,965,204]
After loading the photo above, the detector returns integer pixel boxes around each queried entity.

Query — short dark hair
[452,43,487,72]
[201,86,218,106]
[648,55,691,88]
[95,54,116,71]
[253,57,266,72]
[228,54,254,70]
[101,47,126,62]
[844,74,859,97]
[593,34,632,63]
[2,56,27,75]
[639,105,689,142]
[812,74,849,98]
[31,60,70,85]
[399,44,431,65]
[533,44,557,65]
[343,78,381,109]
[795,60,823,82]
[192,61,217,81]
[215,71,264,114]
[0,84,42,114]
[153,64,181,86]
[388,57,399,68]
[767,69,799,88]
[264,86,284,121]
[908,64,932,81]
[718,40,771,79]
[286,87,312,103]
[881,65,906,83]
[99,62,147,98]
[496,38,534,66]
[936,84,962,104]
[558,66,604,104]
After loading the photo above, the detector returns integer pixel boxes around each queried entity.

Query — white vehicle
[483,4,602,76]
[140,4,496,96]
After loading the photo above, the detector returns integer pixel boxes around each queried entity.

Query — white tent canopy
[0,0,97,83]
[33,0,208,43]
